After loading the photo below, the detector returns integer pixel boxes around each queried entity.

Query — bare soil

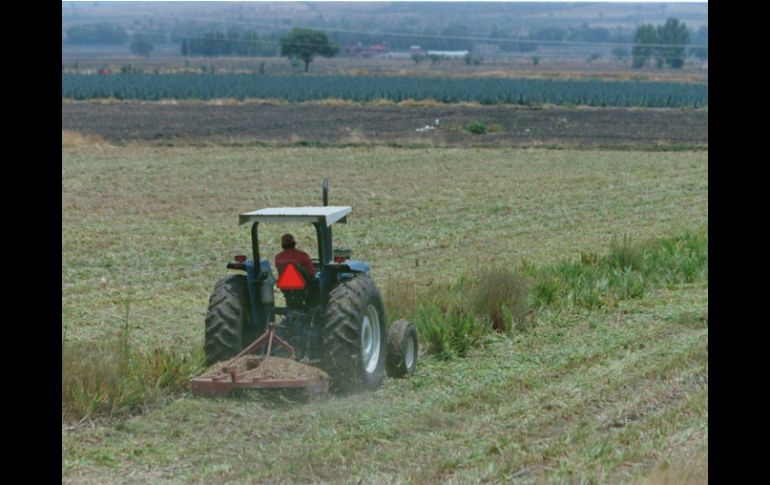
[61,101,708,148]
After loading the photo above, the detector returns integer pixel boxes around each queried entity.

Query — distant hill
[62,2,708,37]
[62,2,707,59]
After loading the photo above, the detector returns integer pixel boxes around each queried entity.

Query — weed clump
[607,234,644,271]
[416,305,486,360]
[62,330,201,422]
[400,270,530,360]
[466,121,488,135]
[535,231,707,310]
[471,268,530,333]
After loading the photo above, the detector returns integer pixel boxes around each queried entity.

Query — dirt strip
[62,102,708,148]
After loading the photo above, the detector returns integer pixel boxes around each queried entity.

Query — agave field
[61,74,708,108]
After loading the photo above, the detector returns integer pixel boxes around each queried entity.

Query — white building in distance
[426,50,469,58]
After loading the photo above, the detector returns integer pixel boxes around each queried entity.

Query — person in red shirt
[275,233,316,278]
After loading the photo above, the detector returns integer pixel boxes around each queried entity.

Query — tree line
[632,19,706,68]
[181,30,280,57]
[65,19,707,67]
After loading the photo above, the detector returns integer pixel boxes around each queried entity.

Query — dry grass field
[62,140,707,483]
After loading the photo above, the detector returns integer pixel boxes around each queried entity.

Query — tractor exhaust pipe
[322,178,329,206]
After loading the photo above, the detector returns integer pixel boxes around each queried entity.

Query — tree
[632,24,658,68]
[181,39,188,56]
[439,23,472,50]
[612,46,629,62]
[531,26,567,42]
[656,18,689,68]
[569,25,610,43]
[689,26,708,62]
[130,34,154,57]
[239,30,259,57]
[280,28,339,73]
[66,22,128,45]
[633,19,690,69]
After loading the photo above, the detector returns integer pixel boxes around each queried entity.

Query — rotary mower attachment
[190,322,330,397]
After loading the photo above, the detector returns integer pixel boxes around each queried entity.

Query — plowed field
[62,101,708,148]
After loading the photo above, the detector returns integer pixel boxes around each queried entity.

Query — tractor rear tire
[386,319,418,378]
[321,275,387,393]
[204,275,252,367]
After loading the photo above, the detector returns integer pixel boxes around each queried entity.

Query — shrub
[466,121,487,135]
[464,54,483,65]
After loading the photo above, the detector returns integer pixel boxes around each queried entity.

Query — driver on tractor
[275,233,316,278]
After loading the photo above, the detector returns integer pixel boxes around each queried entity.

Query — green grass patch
[384,230,706,359]
[466,120,488,135]
[529,231,707,310]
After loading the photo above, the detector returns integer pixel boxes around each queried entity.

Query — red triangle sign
[277,263,306,290]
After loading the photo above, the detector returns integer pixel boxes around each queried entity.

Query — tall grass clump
[415,305,486,360]
[641,231,708,284]
[412,279,467,360]
[395,270,530,360]
[384,278,422,322]
[533,231,707,310]
[606,234,645,271]
[62,316,202,422]
[471,268,530,332]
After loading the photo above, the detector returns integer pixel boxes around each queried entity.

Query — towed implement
[191,179,418,396]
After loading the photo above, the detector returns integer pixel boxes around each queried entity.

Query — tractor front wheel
[204,275,252,367]
[321,276,387,393]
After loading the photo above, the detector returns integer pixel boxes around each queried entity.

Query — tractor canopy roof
[238,206,351,227]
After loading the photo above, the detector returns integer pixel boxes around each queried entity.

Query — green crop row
[62,74,708,108]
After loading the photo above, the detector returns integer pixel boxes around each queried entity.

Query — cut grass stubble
[62,230,706,422]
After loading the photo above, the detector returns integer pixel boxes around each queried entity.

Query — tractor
[192,179,418,395]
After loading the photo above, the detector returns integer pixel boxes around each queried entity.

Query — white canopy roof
[238,206,351,226]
